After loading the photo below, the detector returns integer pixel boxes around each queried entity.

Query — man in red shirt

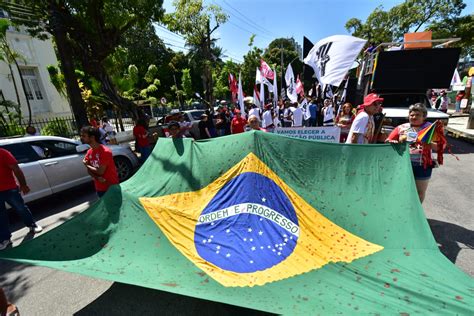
[0,148,42,250]
[133,118,151,163]
[231,110,247,134]
[81,126,119,197]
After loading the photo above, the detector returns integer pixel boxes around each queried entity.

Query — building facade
[0,25,71,119]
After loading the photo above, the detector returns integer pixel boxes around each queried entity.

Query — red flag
[260,59,274,80]
[229,73,238,103]
[296,75,305,97]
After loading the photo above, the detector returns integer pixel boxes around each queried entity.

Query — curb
[446,126,474,143]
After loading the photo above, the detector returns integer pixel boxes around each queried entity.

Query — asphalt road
[1,137,473,315]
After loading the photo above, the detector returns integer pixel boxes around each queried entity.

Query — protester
[230,110,247,134]
[290,102,304,127]
[261,104,275,132]
[89,117,99,128]
[322,99,335,126]
[101,117,116,144]
[386,103,439,203]
[25,125,39,136]
[133,118,152,163]
[438,90,449,113]
[346,93,382,144]
[215,107,228,137]
[177,113,192,138]
[282,101,292,127]
[248,104,261,120]
[0,148,43,250]
[307,98,318,127]
[198,114,211,139]
[0,288,19,315]
[335,102,355,142]
[455,91,465,113]
[81,126,119,198]
[248,115,266,132]
[205,109,217,137]
[167,121,185,139]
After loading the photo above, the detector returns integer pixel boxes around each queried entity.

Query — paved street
[1,137,473,315]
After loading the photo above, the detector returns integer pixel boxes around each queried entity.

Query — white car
[0,136,139,203]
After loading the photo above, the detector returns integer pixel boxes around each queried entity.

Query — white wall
[0,28,71,119]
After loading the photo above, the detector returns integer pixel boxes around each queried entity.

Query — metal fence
[0,116,78,139]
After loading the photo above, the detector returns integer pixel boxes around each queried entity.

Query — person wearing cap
[230,109,247,134]
[167,121,185,139]
[198,114,211,139]
[346,93,382,144]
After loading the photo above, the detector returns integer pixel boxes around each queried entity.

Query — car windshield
[189,110,205,120]
[379,94,430,108]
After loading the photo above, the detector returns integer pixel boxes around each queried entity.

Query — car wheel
[114,156,133,182]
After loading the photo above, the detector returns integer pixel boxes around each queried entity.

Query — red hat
[234,109,241,114]
[360,93,383,108]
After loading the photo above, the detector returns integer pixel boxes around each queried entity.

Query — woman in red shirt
[230,110,247,134]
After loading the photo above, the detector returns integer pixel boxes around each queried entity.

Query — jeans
[0,188,35,241]
[308,118,317,127]
[139,145,152,164]
[455,101,461,112]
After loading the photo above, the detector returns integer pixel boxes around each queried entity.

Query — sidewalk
[446,110,474,142]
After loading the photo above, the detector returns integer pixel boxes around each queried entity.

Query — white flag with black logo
[304,35,366,87]
[285,64,298,103]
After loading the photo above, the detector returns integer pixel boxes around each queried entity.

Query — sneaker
[0,239,12,250]
[29,224,43,234]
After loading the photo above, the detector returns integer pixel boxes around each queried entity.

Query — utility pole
[280,42,284,99]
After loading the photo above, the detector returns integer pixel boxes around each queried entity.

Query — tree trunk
[6,63,22,124]
[49,3,89,132]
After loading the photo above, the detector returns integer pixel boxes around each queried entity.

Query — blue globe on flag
[194,172,299,273]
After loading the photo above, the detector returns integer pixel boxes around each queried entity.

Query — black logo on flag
[316,42,332,77]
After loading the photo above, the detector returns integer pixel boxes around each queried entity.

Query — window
[29,140,78,159]
[0,143,39,163]
[20,68,45,101]
[22,79,34,100]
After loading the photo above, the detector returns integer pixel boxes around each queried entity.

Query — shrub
[41,118,73,138]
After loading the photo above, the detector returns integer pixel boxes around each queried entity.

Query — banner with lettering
[274,126,341,143]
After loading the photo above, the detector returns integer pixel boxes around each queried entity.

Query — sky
[155,0,474,62]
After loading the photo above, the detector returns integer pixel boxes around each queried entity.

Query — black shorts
[412,164,432,180]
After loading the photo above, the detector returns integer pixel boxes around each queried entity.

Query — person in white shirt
[261,104,274,131]
[346,93,383,144]
[289,102,303,127]
[248,104,261,120]
[322,99,335,126]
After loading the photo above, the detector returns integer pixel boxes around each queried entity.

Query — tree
[1,0,166,128]
[181,68,193,101]
[345,0,467,45]
[0,18,32,125]
[263,38,303,90]
[213,60,239,100]
[240,46,263,96]
[429,14,474,56]
[164,0,228,104]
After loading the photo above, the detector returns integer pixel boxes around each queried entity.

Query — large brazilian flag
[0,131,472,314]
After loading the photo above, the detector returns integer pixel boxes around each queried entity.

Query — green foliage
[240,46,263,95]
[41,118,74,138]
[181,68,193,99]
[0,100,23,137]
[47,65,67,97]
[429,13,474,56]
[345,0,468,47]
[213,60,239,100]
